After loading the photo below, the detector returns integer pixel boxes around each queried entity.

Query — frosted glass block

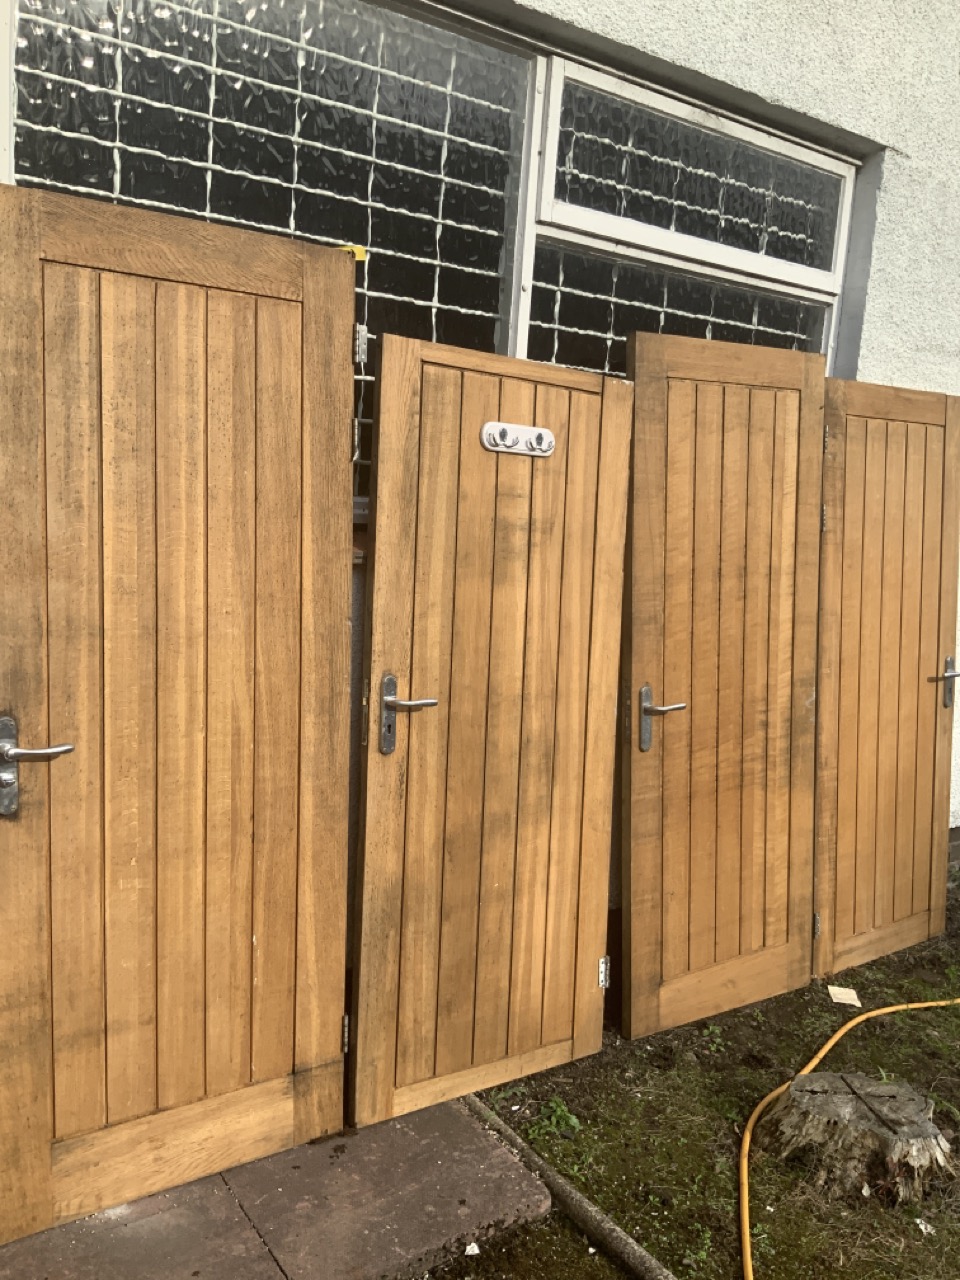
[555,81,842,272]
[530,244,826,376]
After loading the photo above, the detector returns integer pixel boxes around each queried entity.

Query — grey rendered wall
[476,0,960,822]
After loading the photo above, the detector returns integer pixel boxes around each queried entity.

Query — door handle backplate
[379,674,438,755]
[932,655,960,709]
[638,685,687,752]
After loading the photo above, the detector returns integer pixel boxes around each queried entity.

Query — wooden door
[815,380,960,974]
[353,338,632,1126]
[0,188,353,1244]
[623,334,825,1037]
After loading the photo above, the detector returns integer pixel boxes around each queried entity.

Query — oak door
[353,338,632,1126]
[815,380,960,974]
[623,334,825,1037]
[0,189,353,1243]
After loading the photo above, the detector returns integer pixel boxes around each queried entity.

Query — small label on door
[481,422,555,456]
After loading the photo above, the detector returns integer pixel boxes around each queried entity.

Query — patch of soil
[431,871,960,1280]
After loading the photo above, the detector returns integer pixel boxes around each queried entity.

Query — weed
[700,1024,726,1054]
[528,1096,581,1141]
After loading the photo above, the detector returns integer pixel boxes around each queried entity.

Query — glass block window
[555,79,843,273]
[14,0,530,501]
[528,243,826,377]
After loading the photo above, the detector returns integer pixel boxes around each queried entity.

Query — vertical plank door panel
[660,380,695,982]
[251,298,302,1084]
[764,391,800,951]
[874,422,906,929]
[892,426,925,922]
[740,390,775,957]
[624,335,823,1037]
[688,383,722,974]
[156,282,207,1112]
[508,383,570,1057]
[355,342,630,1123]
[434,372,499,1078]
[1,189,351,1245]
[833,418,866,953]
[853,422,886,941]
[205,289,256,1099]
[818,381,958,974]
[472,379,535,1068]
[101,271,159,1126]
[715,385,749,965]
[395,364,462,1087]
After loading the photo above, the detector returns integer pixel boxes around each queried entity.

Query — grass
[431,870,960,1280]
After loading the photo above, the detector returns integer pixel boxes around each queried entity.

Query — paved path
[0,1103,550,1280]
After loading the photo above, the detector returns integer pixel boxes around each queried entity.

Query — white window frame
[510,56,858,369]
[0,0,14,185]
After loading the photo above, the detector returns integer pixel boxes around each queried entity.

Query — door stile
[0,193,53,1240]
[622,346,668,1040]
[786,358,825,981]
[46,264,107,1137]
[813,381,846,976]
[351,335,424,1128]
[931,399,960,934]
[395,362,463,1088]
[573,376,633,1057]
[294,245,353,1106]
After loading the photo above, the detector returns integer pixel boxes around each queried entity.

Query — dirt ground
[431,870,960,1280]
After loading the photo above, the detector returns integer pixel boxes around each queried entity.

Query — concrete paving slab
[0,1176,281,1280]
[224,1102,551,1280]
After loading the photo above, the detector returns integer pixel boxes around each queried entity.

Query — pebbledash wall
[2,0,960,821]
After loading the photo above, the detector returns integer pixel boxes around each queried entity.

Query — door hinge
[598,956,611,989]
[342,1013,350,1055]
[821,504,827,533]
[823,422,829,453]
[354,323,369,365]
[361,678,369,747]
[813,912,821,940]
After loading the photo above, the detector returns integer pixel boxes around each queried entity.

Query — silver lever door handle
[380,674,438,755]
[638,684,687,751]
[2,742,75,762]
[382,696,439,711]
[0,714,75,818]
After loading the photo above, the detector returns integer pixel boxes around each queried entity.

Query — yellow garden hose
[739,995,960,1280]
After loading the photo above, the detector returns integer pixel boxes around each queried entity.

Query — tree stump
[757,1072,955,1202]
